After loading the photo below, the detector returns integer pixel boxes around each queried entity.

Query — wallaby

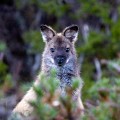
[10,25,84,120]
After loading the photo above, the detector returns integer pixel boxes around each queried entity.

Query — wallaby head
[40,25,79,71]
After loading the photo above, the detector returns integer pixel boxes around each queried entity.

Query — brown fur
[10,25,84,119]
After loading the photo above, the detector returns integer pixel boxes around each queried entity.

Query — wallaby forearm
[12,73,43,117]
[9,75,43,120]
[13,87,37,117]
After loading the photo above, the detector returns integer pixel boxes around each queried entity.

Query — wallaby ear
[40,25,56,42]
[62,25,79,42]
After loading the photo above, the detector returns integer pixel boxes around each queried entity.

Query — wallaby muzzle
[54,55,66,66]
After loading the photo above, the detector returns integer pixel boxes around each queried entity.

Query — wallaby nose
[55,55,66,66]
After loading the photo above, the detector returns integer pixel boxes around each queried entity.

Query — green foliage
[37,1,69,18]
[75,0,111,23]
[110,19,120,52]
[0,61,7,75]
[3,74,14,87]
[31,101,58,120]
[77,29,119,59]
[82,77,120,120]
[0,41,6,52]
[29,70,82,120]
[0,61,8,85]
[23,30,44,53]
[15,0,69,18]
[82,103,112,120]
[0,73,14,98]
[107,59,120,72]
[78,31,105,56]
[90,78,120,97]
[30,71,59,120]
[20,81,33,93]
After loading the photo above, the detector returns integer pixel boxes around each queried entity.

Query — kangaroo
[10,25,84,119]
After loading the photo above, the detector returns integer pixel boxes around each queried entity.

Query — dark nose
[55,55,66,66]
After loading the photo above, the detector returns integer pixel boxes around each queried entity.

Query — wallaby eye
[66,48,70,52]
[50,48,55,53]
